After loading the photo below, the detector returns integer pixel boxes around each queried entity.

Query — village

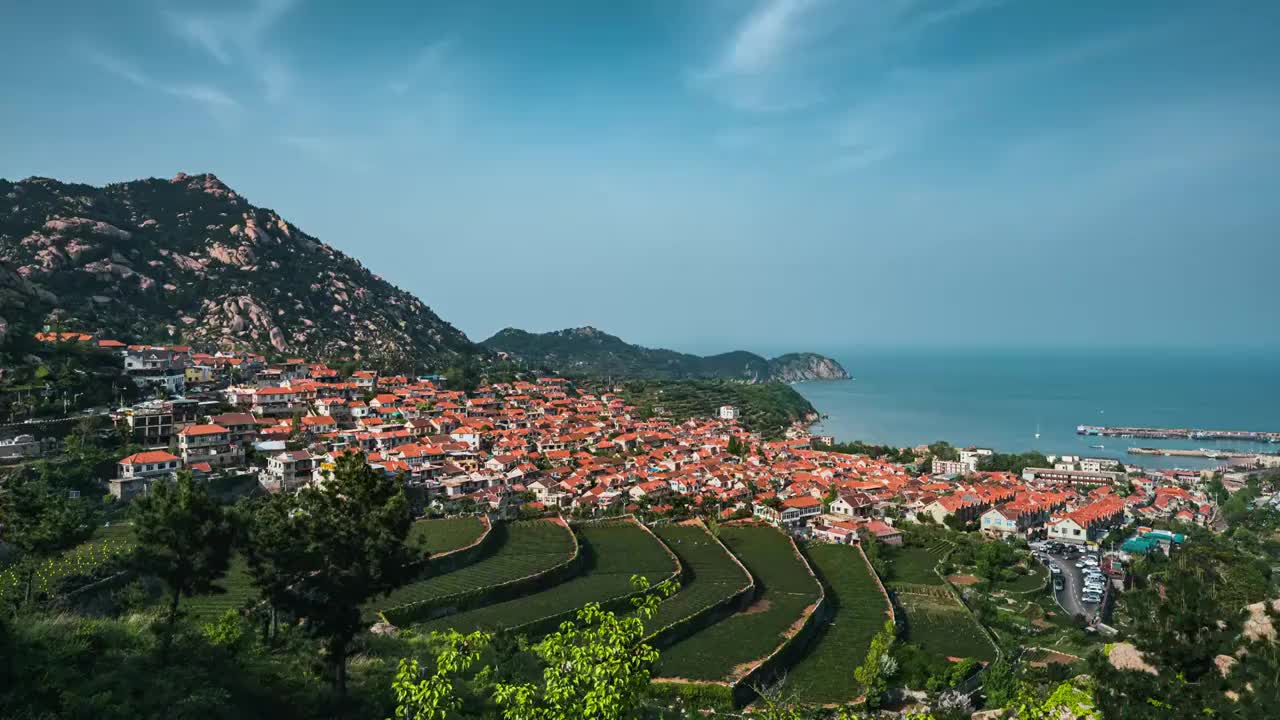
[24,333,1217,553]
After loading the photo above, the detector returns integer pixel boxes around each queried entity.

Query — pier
[1078,424,1280,444]
[1126,447,1263,460]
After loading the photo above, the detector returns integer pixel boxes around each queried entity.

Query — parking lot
[1031,541,1107,622]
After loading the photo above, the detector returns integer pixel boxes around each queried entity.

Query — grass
[418,520,676,634]
[371,519,575,618]
[654,525,821,681]
[993,562,1048,593]
[896,588,996,662]
[642,523,751,633]
[0,523,135,603]
[185,554,256,621]
[407,516,487,557]
[778,544,892,705]
[886,542,948,586]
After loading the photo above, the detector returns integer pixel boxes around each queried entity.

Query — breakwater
[1078,425,1280,444]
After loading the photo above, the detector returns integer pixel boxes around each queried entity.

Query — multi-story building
[1047,496,1127,544]
[124,347,188,394]
[261,450,314,492]
[208,412,260,447]
[112,450,181,499]
[251,386,308,417]
[719,405,740,421]
[931,457,979,476]
[115,400,174,442]
[1023,467,1125,487]
[754,495,823,529]
[176,424,243,469]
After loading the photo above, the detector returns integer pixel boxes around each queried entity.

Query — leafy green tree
[0,473,97,605]
[390,630,492,720]
[391,576,676,720]
[243,451,415,697]
[854,619,897,709]
[130,471,233,655]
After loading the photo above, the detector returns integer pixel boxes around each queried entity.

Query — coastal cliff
[482,326,849,383]
[766,353,850,383]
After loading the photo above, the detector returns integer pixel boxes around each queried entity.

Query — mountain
[481,326,849,383]
[0,173,475,367]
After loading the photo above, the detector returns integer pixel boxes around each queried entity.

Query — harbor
[1078,424,1280,444]
[1126,447,1269,460]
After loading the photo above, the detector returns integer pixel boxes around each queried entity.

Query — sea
[791,348,1280,472]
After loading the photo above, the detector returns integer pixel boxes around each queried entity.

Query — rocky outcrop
[0,172,476,366]
[765,353,850,383]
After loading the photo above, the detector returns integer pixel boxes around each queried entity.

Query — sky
[2,0,1279,356]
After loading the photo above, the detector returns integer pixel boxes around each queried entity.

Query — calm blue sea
[792,349,1280,471]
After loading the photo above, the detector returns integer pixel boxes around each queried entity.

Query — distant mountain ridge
[481,326,849,383]
[0,172,475,367]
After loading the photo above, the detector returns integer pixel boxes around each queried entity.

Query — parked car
[1053,577,1065,591]
[1082,592,1103,604]
[1050,565,1062,575]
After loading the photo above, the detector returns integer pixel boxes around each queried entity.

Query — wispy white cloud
[825,27,1164,171]
[389,40,453,95]
[164,0,300,103]
[695,0,1011,112]
[83,49,150,88]
[83,47,239,112]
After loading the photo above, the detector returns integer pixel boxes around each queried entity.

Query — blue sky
[3,0,1278,355]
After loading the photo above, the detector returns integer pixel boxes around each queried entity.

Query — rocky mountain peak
[0,172,476,368]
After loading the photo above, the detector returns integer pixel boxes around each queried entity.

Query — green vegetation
[480,326,846,384]
[390,577,677,720]
[408,516,488,557]
[978,450,1052,475]
[619,380,816,437]
[885,543,949,586]
[0,523,132,604]
[184,553,256,621]
[778,544,892,704]
[0,471,100,606]
[130,471,234,654]
[655,525,820,681]
[879,531,996,665]
[643,523,751,634]
[417,521,675,634]
[241,452,416,696]
[810,439,915,463]
[374,520,575,620]
[894,586,996,661]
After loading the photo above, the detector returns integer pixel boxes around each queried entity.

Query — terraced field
[408,516,488,557]
[779,544,893,704]
[654,525,821,682]
[185,554,256,621]
[0,523,134,603]
[895,586,996,661]
[887,541,949,585]
[373,519,575,619]
[643,523,752,634]
[419,520,677,634]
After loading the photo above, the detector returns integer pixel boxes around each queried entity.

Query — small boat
[1034,422,1041,440]
[1090,444,1105,450]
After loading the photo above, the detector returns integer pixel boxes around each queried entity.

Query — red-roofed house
[177,424,243,468]
[261,450,314,492]
[754,494,823,529]
[112,450,181,499]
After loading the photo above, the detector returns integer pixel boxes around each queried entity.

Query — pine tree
[130,471,233,656]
